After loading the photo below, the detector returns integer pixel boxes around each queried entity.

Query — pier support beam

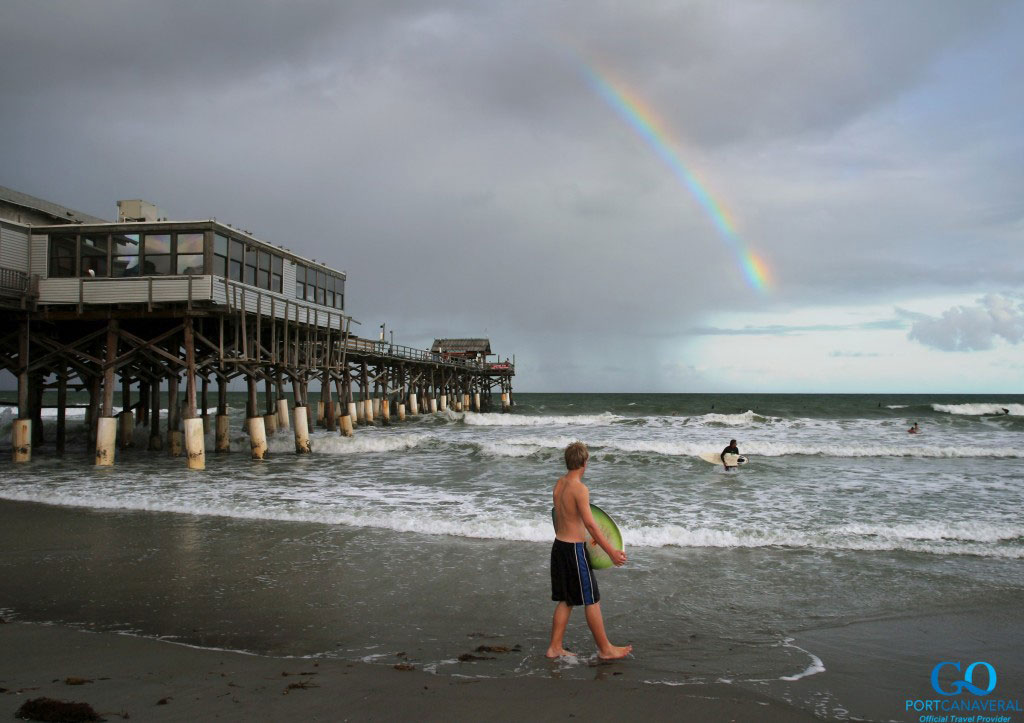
[246,376,267,460]
[149,380,163,451]
[168,374,183,457]
[215,375,229,453]
[263,378,276,436]
[335,377,352,437]
[56,367,67,457]
[13,318,31,463]
[96,320,119,466]
[184,317,205,470]
[277,398,290,430]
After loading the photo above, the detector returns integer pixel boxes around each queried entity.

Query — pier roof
[0,184,107,225]
[431,338,492,354]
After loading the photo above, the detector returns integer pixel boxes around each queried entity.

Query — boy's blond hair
[564,441,589,470]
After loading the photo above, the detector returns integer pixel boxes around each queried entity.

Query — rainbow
[578,62,771,292]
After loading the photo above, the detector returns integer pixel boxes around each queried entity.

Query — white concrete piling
[184,417,206,470]
[293,406,311,453]
[95,417,117,466]
[398,403,406,421]
[277,399,290,430]
[340,414,354,437]
[12,419,31,463]
[439,394,448,412]
[247,416,268,460]
[264,412,278,436]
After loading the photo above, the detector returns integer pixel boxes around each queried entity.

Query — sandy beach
[2,394,1023,721]
[0,622,815,721]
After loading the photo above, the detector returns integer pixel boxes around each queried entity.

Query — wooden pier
[0,189,514,468]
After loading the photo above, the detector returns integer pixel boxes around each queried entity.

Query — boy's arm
[575,486,627,566]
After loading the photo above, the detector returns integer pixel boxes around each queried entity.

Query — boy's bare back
[552,474,588,543]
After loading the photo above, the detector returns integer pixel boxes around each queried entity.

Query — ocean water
[1,392,1022,720]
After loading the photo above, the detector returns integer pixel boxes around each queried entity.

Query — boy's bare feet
[545,647,577,659]
[597,644,632,660]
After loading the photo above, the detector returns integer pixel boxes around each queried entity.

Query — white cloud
[907,294,1024,351]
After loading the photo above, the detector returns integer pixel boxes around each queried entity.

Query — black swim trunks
[550,539,600,607]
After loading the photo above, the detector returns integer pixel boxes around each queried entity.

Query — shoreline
[0,621,817,721]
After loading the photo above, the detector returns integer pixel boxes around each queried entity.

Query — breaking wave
[1,487,1019,559]
[459,411,619,427]
[933,403,1023,416]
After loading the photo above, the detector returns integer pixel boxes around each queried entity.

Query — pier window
[258,251,270,289]
[229,239,244,281]
[176,233,205,275]
[296,265,306,298]
[334,277,344,309]
[80,235,108,277]
[212,234,228,277]
[244,246,257,285]
[271,255,283,293]
[112,233,140,277]
[143,234,171,275]
[326,275,335,308]
[48,234,77,278]
[317,271,326,305]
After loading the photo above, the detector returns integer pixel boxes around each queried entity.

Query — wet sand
[0,622,816,721]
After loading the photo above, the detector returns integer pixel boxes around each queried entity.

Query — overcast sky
[2,1,1022,392]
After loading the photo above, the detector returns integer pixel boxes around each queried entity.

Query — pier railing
[0,267,28,294]
[218,277,511,374]
[32,272,513,375]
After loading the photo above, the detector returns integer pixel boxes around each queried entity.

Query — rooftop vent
[117,199,167,222]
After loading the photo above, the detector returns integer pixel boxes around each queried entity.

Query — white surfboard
[698,451,748,467]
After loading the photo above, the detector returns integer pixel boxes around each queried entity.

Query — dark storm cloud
[1,0,1021,390]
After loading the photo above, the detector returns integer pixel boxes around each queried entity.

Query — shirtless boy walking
[547,441,632,660]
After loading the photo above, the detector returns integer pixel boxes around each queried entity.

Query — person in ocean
[547,441,631,660]
[721,439,740,469]
[908,422,920,434]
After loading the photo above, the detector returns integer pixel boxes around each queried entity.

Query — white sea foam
[2,486,1020,559]
[933,403,1023,416]
[460,435,1023,460]
[835,521,1023,543]
[266,433,428,455]
[686,410,768,426]
[886,404,909,409]
[461,411,619,427]
[779,639,826,682]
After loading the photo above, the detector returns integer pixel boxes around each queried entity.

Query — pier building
[0,187,514,468]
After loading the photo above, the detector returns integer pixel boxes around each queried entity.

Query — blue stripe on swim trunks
[574,542,596,606]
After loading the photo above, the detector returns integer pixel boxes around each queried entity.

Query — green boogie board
[551,503,624,570]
